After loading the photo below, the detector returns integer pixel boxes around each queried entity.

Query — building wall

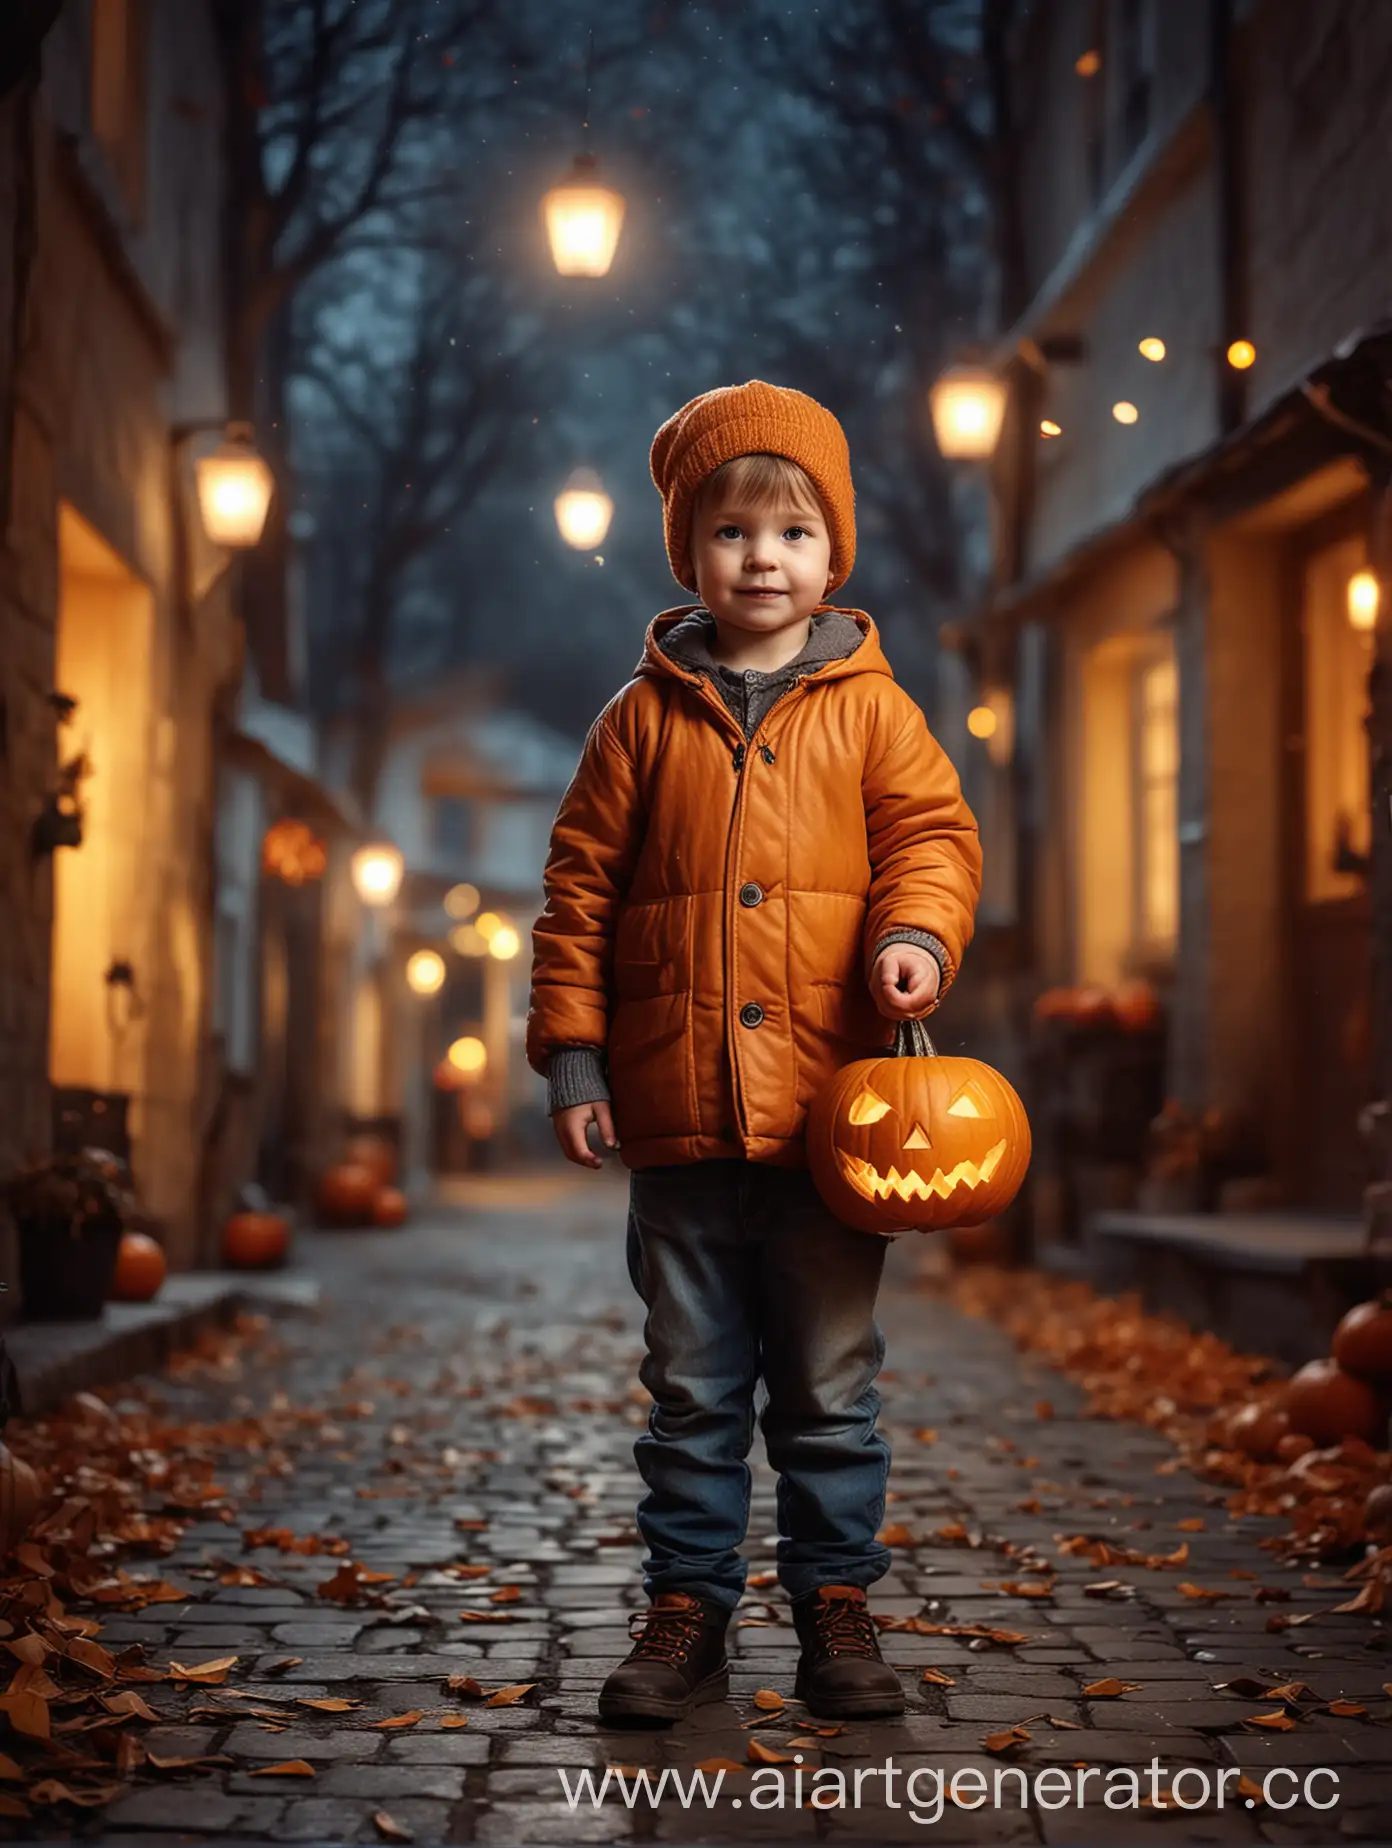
[1241,0,1392,408]
[1054,539,1180,980]
[1200,527,1287,1123]
[1015,0,1212,313]
[1027,162,1218,576]
[0,0,234,1279]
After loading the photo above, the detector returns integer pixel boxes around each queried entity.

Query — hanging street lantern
[350,841,404,907]
[928,365,1009,461]
[194,423,274,548]
[543,152,626,277]
[554,468,613,548]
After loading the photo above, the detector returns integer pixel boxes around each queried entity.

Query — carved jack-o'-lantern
[808,1019,1031,1236]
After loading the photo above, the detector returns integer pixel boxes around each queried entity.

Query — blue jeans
[625,1160,892,1611]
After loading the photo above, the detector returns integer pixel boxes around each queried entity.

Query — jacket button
[739,881,763,908]
[739,1002,764,1028]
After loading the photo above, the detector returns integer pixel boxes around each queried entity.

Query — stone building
[0,0,241,1281]
[950,0,1392,1319]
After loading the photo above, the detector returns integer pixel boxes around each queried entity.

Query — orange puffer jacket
[526,607,982,1169]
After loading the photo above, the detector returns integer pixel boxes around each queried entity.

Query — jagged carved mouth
[837,1140,1007,1203]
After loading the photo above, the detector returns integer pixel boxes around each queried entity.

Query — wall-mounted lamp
[174,420,274,549]
[928,365,1009,462]
[1348,569,1380,634]
[350,841,404,907]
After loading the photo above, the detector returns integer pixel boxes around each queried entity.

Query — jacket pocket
[614,897,692,1002]
[609,992,693,1142]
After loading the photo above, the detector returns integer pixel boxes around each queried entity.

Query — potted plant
[3,1149,128,1319]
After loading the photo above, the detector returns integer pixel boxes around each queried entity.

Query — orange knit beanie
[649,380,856,594]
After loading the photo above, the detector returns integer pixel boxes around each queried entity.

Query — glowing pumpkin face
[808,1039,1031,1237]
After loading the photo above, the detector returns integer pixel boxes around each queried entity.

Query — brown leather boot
[792,1585,905,1718]
[598,1591,731,1723]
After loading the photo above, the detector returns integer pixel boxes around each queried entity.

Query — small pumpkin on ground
[807,1019,1031,1236]
[1032,987,1079,1025]
[1111,979,1161,1032]
[373,1187,408,1228]
[110,1230,166,1303]
[1226,1400,1291,1462]
[316,1163,380,1228]
[1068,986,1117,1029]
[346,1135,397,1187]
[223,1211,291,1270]
[1332,1292,1392,1382]
[1274,1431,1314,1464]
[1284,1357,1388,1448]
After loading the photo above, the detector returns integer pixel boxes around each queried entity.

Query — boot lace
[812,1592,880,1659]
[626,1603,704,1664]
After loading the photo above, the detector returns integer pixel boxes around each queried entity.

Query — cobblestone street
[39,1174,1392,1846]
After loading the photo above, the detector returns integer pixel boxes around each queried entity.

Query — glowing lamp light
[194,424,274,548]
[967,706,998,740]
[1075,48,1101,76]
[1226,339,1256,370]
[261,818,326,885]
[1138,337,1166,362]
[1039,419,1062,439]
[543,152,626,277]
[489,925,521,961]
[928,365,1008,461]
[447,1035,488,1077]
[554,468,614,549]
[449,922,489,957]
[350,842,404,907]
[405,949,446,995]
[1112,400,1139,425]
[444,882,480,920]
[1348,569,1380,633]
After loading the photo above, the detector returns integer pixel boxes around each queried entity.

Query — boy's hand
[870,944,941,1020]
[552,1101,620,1169]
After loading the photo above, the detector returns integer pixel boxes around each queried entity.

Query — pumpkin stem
[894,1018,938,1059]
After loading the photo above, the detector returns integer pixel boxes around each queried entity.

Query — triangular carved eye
[849,1085,892,1126]
[903,1121,932,1149]
[948,1082,992,1119]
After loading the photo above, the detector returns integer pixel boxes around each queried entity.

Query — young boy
[527,381,981,1723]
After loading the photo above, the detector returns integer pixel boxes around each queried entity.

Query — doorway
[1291,524,1373,1209]
[49,505,155,1145]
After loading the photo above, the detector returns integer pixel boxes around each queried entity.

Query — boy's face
[689,493,833,641]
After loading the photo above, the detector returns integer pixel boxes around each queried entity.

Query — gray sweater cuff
[546,1046,611,1115]
[871,930,952,988]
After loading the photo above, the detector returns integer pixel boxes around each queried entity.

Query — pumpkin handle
[893,1017,938,1059]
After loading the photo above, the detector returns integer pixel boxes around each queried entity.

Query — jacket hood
[634,604,893,687]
